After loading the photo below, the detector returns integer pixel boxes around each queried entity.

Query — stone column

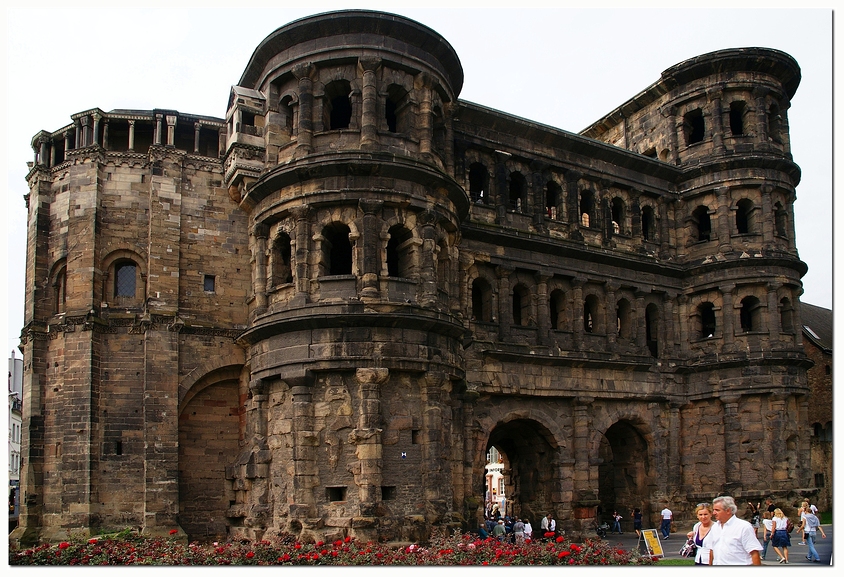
[493,151,511,224]
[571,276,586,351]
[102,119,109,150]
[531,160,547,231]
[359,57,382,149]
[154,114,163,146]
[722,284,736,347]
[605,281,618,347]
[49,139,56,167]
[634,290,647,349]
[767,282,780,340]
[496,265,513,341]
[659,199,672,258]
[536,273,551,346]
[760,184,774,243]
[752,86,769,142]
[422,372,448,514]
[443,102,456,175]
[715,186,731,253]
[572,397,598,506]
[417,72,433,156]
[290,381,317,517]
[663,292,676,356]
[127,120,135,151]
[291,206,311,302]
[293,63,315,154]
[359,199,383,298]
[351,368,388,535]
[720,395,742,492]
[792,289,805,348]
[708,89,725,153]
[668,402,683,490]
[248,378,268,439]
[252,223,269,312]
[165,115,177,147]
[92,113,101,147]
[667,106,681,165]
[65,129,73,155]
[74,119,82,148]
[194,122,202,153]
[565,171,582,225]
[677,294,690,354]
[418,210,439,307]
[38,137,49,167]
[80,116,91,147]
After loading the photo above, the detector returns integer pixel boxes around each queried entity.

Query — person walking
[798,504,826,563]
[770,507,791,563]
[523,519,532,541]
[660,505,673,539]
[611,510,623,534]
[513,517,526,544]
[686,502,718,566]
[760,514,774,560]
[746,500,761,538]
[631,507,643,538]
[709,495,762,565]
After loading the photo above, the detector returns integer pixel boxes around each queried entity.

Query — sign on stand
[638,529,665,558]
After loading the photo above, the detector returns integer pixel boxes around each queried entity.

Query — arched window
[729,101,747,136]
[469,163,489,204]
[386,225,413,278]
[616,298,632,339]
[385,84,410,133]
[774,202,789,238]
[546,181,562,219]
[322,222,353,276]
[768,103,782,143]
[699,302,716,338]
[512,283,530,326]
[324,80,352,130]
[692,205,711,242]
[509,172,527,212]
[584,295,600,333]
[580,191,595,228]
[646,303,659,357]
[684,108,705,145]
[611,197,626,235]
[779,297,794,332]
[471,277,493,322]
[279,95,295,139]
[115,260,137,298]
[549,289,565,330]
[739,296,762,333]
[642,205,656,242]
[735,198,755,234]
[272,233,293,286]
[53,265,67,314]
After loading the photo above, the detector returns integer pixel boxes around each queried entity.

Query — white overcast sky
[1,1,836,356]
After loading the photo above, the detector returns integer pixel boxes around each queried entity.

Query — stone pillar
[102,119,109,150]
[165,115,177,147]
[92,113,101,147]
[127,120,135,151]
[194,122,202,153]
[715,186,731,253]
[290,381,317,516]
[659,199,672,258]
[249,378,268,439]
[531,160,548,231]
[792,289,805,348]
[752,86,769,142]
[536,273,551,346]
[605,281,618,347]
[634,290,647,349]
[663,292,676,356]
[418,210,439,307]
[154,114,163,145]
[49,139,56,167]
[493,151,511,224]
[38,137,49,167]
[496,265,513,341]
[668,402,683,490]
[443,102,456,175]
[422,372,448,513]
[677,294,690,354]
[722,284,736,347]
[359,199,383,298]
[565,171,582,225]
[351,368,388,535]
[65,129,73,155]
[417,73,433,156]
[293,63,315,154]
[252,223,269,312]
[359,57,382,149]
[571,276,586,350]
[80,116,91,147]
[667,106,681,165]
[74,120,81,149]
[720,395,742,492]
[291,206,311,302]
[572,397,597,505]
[709,89,725,153]
[767,282,781,341]
[760,183,774,243]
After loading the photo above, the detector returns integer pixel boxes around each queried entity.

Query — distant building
[9,350,23,530]
[800,303,832,512]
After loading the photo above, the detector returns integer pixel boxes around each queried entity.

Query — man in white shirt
[710,495,762,565]
[660,506,673,539]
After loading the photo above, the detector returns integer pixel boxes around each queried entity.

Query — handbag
[679,537,697,558]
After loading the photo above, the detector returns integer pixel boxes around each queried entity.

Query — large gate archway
[597,420,653,529]
[484,418,558,526]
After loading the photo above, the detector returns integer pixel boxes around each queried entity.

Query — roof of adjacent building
[801,302,832,353]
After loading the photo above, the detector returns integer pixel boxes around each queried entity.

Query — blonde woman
[770,508,791,563]
[686,502,717,565]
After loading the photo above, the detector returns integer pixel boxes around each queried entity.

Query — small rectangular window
[381,486,396,500]
[326,487,347,502]
[411,429,420,444]
[204,274,216,293]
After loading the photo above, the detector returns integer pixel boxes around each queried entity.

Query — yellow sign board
[640,529,665,557]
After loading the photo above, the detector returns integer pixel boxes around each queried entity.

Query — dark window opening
[700,302,716,338]
[115,441,123,456]
[550,289,565,330]
[323,223,353,276]
[779,297,794,332]
[381,486,397,500]
[617,298,632,339]
[730,101,746,136]
[642,147,657,158]
[324,80,353,130]
[386,225,413,278]
[272,234,293,285]
[642,206,655,242]
[241,111,256,127]
[280,95,295,137]
[768,104,782,143]
[512,284,530,326]
[693,206,711,242]
[825,365,830,375]
[203,274,216,293]
[814,473,825,488]
[684,109,705,145]
[580,191,595,228]
[646,304,659,358]
[736,198,754,234]
[775,202,788,238]
[583,296,597,333]
[115,262,137,298]
[472,278,493,322]
[509,172,527,212]
[611,197,625,235]
[546,181,562,219]
[385,85,409,133]
[54,266,67,314]
[411,430,420,444]
[739,296,762,332]
[326,487,347,502]
[469,163,489,203]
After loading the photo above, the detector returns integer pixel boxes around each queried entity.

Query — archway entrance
[597,420,652,529]
[484,419,557,526]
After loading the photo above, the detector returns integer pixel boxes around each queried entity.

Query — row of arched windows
[690,199,789,242]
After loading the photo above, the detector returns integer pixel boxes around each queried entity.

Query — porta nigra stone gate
[13,10,813,545]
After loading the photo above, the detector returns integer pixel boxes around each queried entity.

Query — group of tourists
[686,496,825,565]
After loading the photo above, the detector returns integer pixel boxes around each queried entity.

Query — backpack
[786,518,794,534]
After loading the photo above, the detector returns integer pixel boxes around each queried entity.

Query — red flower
[88,538,98,544]
[569,543,582,552]
[544,532,555,538]
[345,536,352,543]
[58,542,70,550]
[169,529,178,535]
[245,551,254,559]
[279,553,291,562]
[555,536,565,543]
[294,543,302,550]
[316,541,324,547]
[558,551,570,558]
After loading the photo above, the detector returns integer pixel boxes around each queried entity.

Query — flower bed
[9,531,655,566]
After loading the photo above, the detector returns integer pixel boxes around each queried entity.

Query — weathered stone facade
[13,10,815,545]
